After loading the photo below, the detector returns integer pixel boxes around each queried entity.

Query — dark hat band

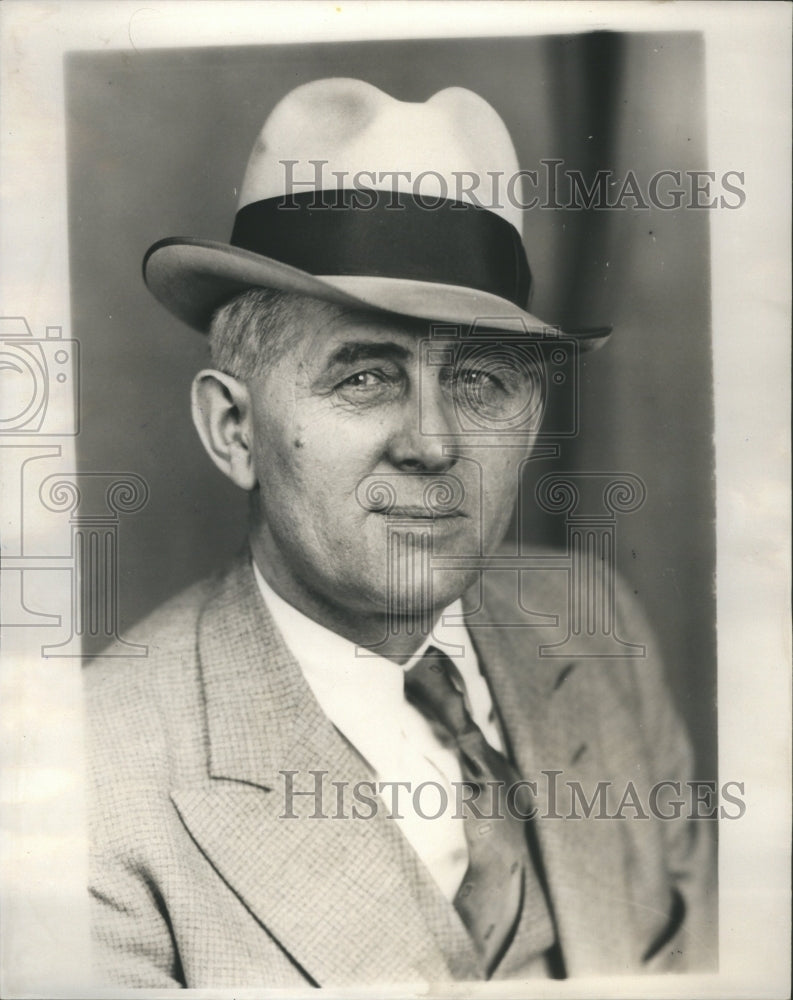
[230,190,532,308]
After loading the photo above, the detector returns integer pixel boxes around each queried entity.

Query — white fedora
[143,78,610,346]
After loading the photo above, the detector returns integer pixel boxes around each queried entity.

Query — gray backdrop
[66,32,716,779]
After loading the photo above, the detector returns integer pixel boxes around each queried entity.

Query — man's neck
[249,544,441,666]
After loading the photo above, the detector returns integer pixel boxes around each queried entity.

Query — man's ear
[191,370,257,491]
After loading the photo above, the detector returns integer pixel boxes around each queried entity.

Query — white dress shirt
[252,560,504,901]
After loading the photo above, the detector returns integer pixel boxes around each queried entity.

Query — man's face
[244,300,543,635]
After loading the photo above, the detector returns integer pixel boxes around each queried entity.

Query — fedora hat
[143,78,610,346]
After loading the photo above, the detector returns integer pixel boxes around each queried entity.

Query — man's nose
[386,382,457,473]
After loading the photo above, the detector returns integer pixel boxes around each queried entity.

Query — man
[85,78,714,988]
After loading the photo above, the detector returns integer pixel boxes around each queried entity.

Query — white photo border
[0,2,790,998]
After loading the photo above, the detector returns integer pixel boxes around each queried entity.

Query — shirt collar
[251,558,474,701]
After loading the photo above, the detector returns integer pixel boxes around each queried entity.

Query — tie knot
[404,647,477,741]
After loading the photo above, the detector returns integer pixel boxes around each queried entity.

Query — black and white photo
[0,3,789,997]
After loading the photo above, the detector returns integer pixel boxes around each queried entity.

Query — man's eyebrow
[324,341,412,367]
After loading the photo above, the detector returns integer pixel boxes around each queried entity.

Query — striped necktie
[405,646,553,976]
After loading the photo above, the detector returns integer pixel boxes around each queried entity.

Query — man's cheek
[480,468,521,536]
[259,432,319,494]
[479,460,520,504]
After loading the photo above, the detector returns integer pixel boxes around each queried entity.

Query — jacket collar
[198,550,351,790]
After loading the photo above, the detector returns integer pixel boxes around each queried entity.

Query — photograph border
[1,3,790,998]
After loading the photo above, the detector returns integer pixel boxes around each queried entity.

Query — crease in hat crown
[142,76,612,348]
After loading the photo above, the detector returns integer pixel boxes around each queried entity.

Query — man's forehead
[245,296,532,375]
[277,301,529,363]
[324,339,412,366]
[284,304,434,363]
[322,306,429,341]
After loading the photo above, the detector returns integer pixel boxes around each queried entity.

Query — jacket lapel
[465,572,635,975]
[171,555,475,985]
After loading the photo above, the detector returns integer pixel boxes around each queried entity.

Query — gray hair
[207,287,324,379]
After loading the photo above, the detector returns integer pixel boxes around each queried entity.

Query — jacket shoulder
[82,572,222,790]
[84,573,214,690]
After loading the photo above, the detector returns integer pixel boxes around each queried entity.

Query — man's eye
[457,368,502,391]
[451,366,508,406]
[334,369,401,405]
[446,360,540,426]
[342,371,383,388]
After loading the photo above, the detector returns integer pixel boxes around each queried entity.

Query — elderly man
[85,79,714,988]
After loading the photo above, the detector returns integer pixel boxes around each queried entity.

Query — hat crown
[238,78,523,234]
[143,77,611,348]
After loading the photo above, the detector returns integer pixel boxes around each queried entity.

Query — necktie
[405,647,552,976]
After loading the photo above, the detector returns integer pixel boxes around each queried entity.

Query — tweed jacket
[84,552,716,988]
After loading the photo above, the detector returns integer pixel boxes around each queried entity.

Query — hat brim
[143,238,612,349]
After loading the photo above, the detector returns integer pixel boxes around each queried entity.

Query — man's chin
[361,568,478,619]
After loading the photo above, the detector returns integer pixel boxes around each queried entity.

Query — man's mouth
[356,473,467,519]
[371,505,466,519]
